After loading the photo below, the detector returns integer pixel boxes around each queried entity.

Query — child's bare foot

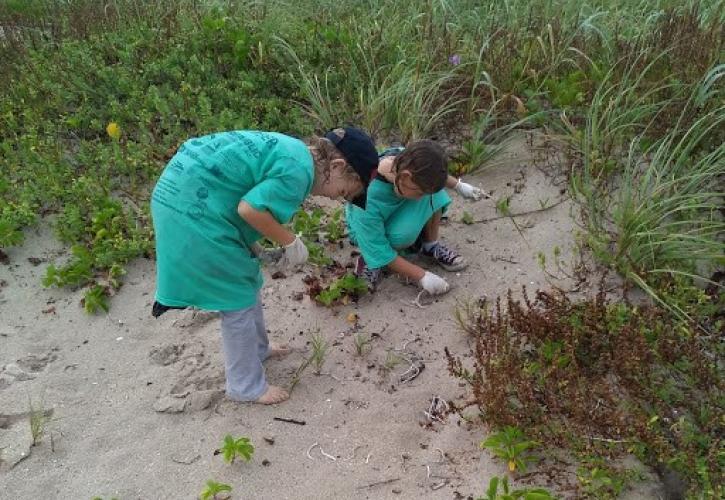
[266,342,291,360]
[255,385,289,404]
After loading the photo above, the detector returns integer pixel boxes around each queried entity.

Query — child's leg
[221,305,268,401]
[419,212,468,271]
[421,210,442,243]
[251,301,289,360]
[221,301,288,404]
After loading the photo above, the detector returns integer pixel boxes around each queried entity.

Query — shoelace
[362,267,381,283]
[432,244,459,265]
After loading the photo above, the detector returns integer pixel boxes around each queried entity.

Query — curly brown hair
[393,140,448,193]
[307,129,360,184]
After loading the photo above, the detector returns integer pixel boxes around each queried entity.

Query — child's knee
[388,231,420,250]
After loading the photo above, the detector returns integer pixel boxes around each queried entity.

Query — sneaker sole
[421,255,468,272]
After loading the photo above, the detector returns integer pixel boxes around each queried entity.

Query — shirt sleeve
[348,204,398,269]
[241,158,312,224]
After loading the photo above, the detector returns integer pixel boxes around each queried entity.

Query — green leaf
[486,476,499,499]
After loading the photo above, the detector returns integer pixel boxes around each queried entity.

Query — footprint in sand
[171,309,220,330]
[151,345,224,413]
[17,349,59,373]
[0,408,53,470]
[0,349,59,390]
[149,344,186,366]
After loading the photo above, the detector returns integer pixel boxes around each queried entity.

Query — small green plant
[28,396,49,447]
[481,426,538,473]
[199,479,232,500]
[353,333,372,357]
[577,465,629,499]
[288,355,313,393]
[83,285,110,314]
[461,211,474,225]
[0,219,24,247]
[495,196,511,216]
[478,476,555,500]
[305,241,332,266]
[315,274,367,306]
[536,251,546,271]
[382,350,403,373]
[457,96,545,174]
[219,435,254,464]
[292,208,324,241]
[309,331,329,374]
[324,207,345,242]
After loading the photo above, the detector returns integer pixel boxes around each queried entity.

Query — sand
[0,137,664,499]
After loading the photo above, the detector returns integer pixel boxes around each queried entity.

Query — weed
[82,285,110,314]
[353,333,372,357]
[292,208,325,242]
[480,426,538,473]
[199,480,232,500]
[382,350,403,373]
[27,396,48,447]
[288,355,313,394]
[456,96,545,174]
[461,211,474,225]
[576,460,641,499]
[495,197,511,216]
[477,476,555,500]
[218,435,254,464]
[305,241,332,267]
[315,274,367,307]
[324,208,345,243]
[309,331,329,375]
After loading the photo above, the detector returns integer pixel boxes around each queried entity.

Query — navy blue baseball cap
[325,127,378,208]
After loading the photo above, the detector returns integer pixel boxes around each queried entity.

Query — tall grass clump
[570,62,724,323]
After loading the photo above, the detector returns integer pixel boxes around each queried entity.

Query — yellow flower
[508,460,516,472]
[106,122,121,140]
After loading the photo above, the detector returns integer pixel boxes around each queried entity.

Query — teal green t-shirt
[346,178,451,269]
[151,131,313,311]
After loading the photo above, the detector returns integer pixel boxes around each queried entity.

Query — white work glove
[454,178,489,200]
[418,271,450,296]
[278,236,308,269]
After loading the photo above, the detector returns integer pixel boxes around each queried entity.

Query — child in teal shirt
[346,140,485,295]
[152,128,378,404]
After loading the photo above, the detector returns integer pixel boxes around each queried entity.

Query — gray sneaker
[420,242,468,271]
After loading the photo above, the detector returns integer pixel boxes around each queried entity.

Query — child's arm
[445,175,489,200]
[387,255,425,282]
[237,201,295,245]
[388,256,449,295]
[238,201,308,268]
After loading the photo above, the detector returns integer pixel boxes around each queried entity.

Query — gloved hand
[279,236,308,269]
[454,178,489,200]
[418,271,450,295]
[250,242,283,264]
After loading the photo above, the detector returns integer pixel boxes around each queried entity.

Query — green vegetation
[199,480,232,500]
[315,274,368,307]
[448,286,723,497]
[219,435,254,464]
[480,426,539,473]
[1,2,722,495]
[1,0,721,320]
[478,476,555,500]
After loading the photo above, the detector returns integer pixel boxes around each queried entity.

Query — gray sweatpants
[220,298,270,401]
